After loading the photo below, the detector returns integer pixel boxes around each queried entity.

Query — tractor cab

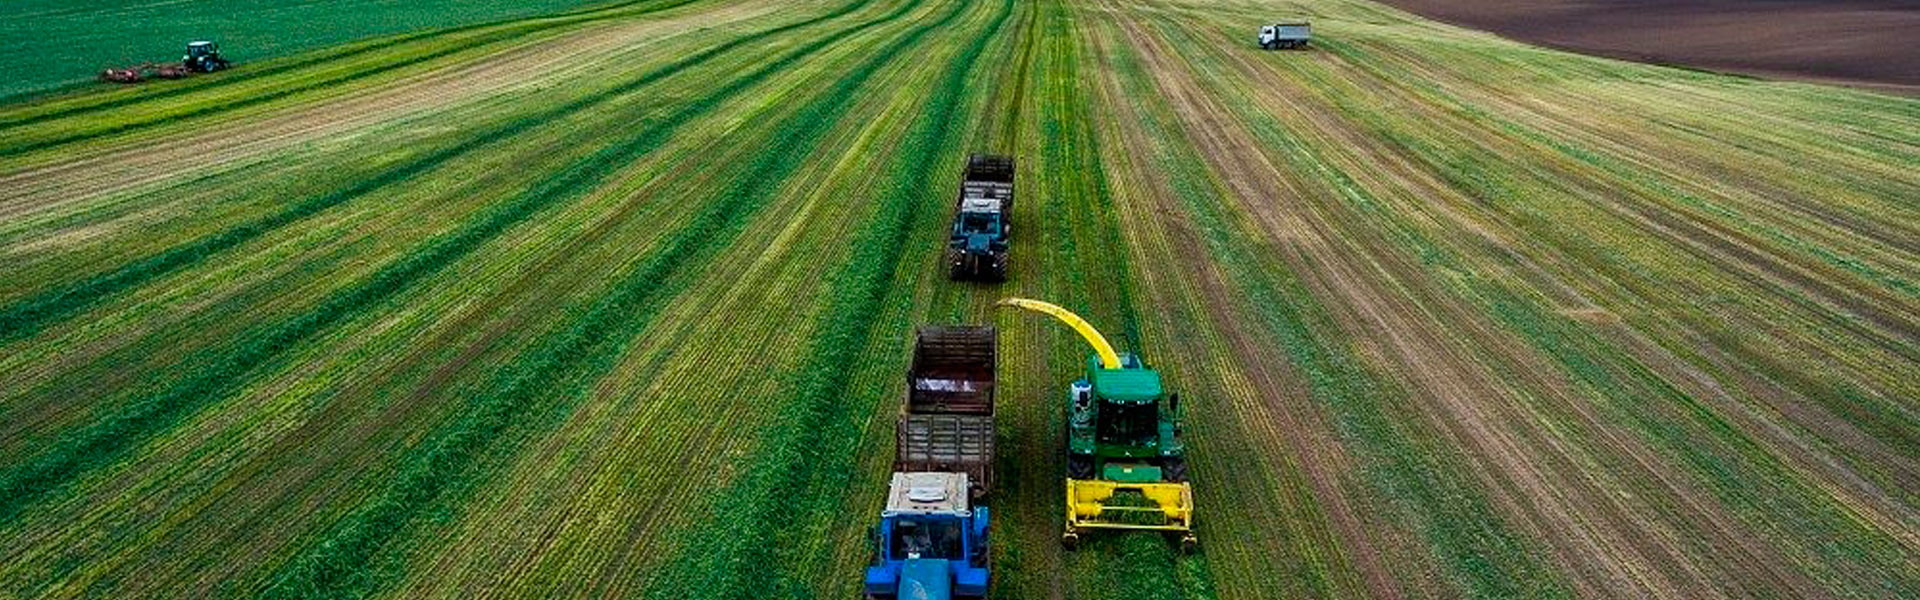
[183,40,231,72]
[946,187,1011,281]
[864,473,990,599]
[951,197,1007,249]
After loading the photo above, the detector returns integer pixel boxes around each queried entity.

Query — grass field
[0,0,617,100]
[1,0,1915,598]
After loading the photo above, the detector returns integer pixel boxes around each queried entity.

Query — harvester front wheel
[1163,458,1188,482]
[1067,456,1094,479]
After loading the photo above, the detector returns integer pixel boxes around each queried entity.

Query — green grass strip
[1100,20,1571,599]
[0,0,852,343]
[636,0,1008,598]
[1041,3,1207,598]
[0,0,685,118]
[0,0,881,526]
[0,0,697,146]
[253,1,967,597]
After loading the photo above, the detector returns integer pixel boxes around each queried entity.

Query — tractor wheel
[1177,533,1199,554]
[946,251,966,280]
[1163,458,1188,482]
[1068,455,1094,479]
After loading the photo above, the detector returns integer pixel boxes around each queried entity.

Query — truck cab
[864,473,990,600]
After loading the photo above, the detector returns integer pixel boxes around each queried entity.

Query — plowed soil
[1372,0,1920,93]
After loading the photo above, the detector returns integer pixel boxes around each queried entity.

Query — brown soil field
[1370,0,1920,94]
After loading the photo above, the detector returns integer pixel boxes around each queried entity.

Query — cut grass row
[1083,5,1567,598]
[1103,1,1915,596]
[0,0,859,343]
[4,0,924,594]
[1,0,1914,597]
[1275,37,1917,592]
[0,0,882,528]
[635,0,1007,596]
[0,0,717,154]
[267,0,985,596]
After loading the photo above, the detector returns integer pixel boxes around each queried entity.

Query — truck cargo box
[895,414,995,499]
[907,325,996,415]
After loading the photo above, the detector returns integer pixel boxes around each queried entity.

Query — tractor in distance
[1258,21,1312,49]
[945,154,1015,282]
[996,298,1196,553]
[183,41,232,72]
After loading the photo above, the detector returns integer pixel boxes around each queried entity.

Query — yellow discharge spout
[996,298,1121,369]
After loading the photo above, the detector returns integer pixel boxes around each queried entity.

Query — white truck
[1258,22,1311,49]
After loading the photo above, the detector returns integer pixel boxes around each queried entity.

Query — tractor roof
[883,472,971,517]
[959,196,1002,213]
[1092,367,1163,403]
[189,41,214,46]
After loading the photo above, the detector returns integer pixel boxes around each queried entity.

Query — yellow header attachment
[1064,479,1194,533]
[995,298,1121,369]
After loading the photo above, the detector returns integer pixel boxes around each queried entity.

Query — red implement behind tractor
[98,66,144,83]
[99,41,229,84]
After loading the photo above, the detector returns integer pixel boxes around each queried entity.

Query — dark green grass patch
[0,0,685,103]
[0,0,883,528]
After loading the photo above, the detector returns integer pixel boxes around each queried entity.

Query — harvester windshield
[1098,402,1159,445]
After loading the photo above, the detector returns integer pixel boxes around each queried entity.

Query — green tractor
[183,41,231,73]
[997,298,1195,552]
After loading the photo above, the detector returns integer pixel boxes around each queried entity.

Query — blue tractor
[945,154,1014,282]
[864,472,990,599]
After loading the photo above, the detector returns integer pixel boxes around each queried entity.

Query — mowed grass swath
[0,0,1914,598]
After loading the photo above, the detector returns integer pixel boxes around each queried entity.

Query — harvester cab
[995,298,1196,552]
[1068,354,1186,482]
[865,472,990,600]
[1258,21,1312,49]
[183,41,231,72]
[945,154,1014,282]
